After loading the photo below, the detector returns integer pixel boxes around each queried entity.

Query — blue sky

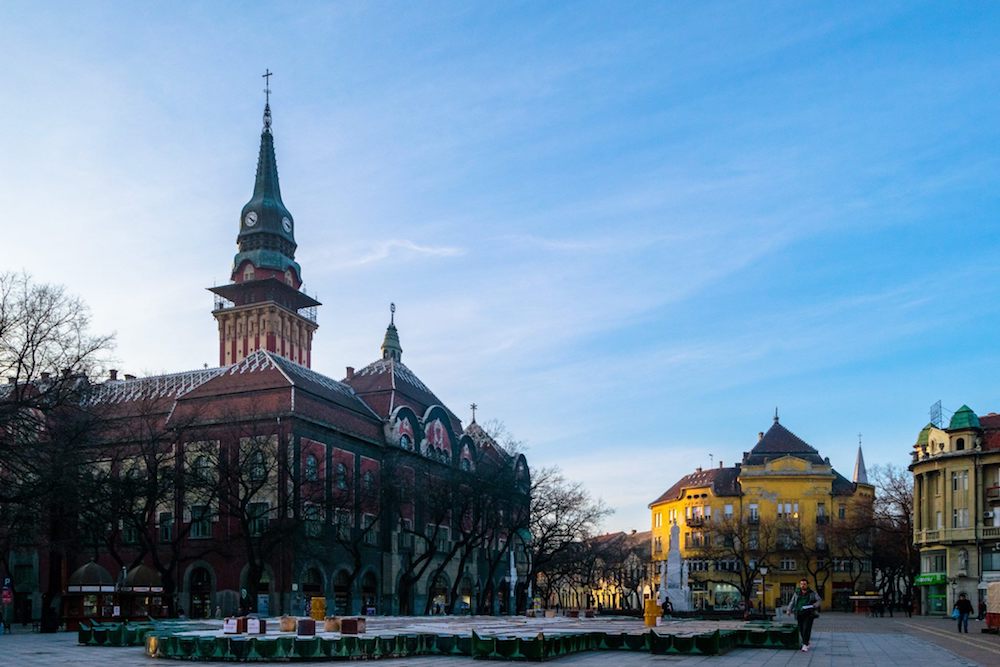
[3,2,1000,532]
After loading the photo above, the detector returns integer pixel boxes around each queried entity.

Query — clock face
[244,211,258,227]
[282,216,292,233]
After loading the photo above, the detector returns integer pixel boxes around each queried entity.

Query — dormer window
[285,269,294,285]
[243,265,255,282]
[956,437,965,451]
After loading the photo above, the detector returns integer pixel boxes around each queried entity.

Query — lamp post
[759,567,769,615]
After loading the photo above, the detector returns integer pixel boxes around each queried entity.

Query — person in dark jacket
[954,592,974,633]
[785,578,821,652]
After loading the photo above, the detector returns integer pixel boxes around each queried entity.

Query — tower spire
[853,438,869,485]
[381,303,403,362]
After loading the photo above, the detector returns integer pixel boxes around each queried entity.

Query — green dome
[949,405,980,430]
[916,423,932,447]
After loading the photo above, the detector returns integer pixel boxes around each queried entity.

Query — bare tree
[869,464,917,606]
[529,466,612,607]
[690,515,782,610]
[0,273,113,629]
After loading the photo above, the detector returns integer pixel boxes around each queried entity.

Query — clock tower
[209,93,320,368]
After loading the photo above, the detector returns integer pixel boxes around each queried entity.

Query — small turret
[381,303,402,362]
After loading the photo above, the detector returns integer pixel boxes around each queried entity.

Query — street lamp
[759,567,769,615]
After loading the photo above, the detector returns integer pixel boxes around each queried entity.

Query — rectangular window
[668,509,676,524]
[936,511,943,529]
[777,502,799,519]
[248,501,269,537]
[159,512,173,543]
[190,505,211,539]
[362,514,379,546]
[303,503,321,538]
[952,508,969,528]
[654,512,662,528]
[749,504,759,523]
[724,504,733,519]
[780,558,797,571]
[122,522,139,545]
[982,551,1000,571]
[838,504,847,520]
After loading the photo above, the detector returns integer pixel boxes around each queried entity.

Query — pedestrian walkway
[0,613,994,666]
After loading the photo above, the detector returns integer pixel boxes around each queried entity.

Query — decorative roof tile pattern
[346,357,460,426]
[86,367,225,404]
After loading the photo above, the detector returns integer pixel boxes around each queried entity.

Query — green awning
[914,573,946,586]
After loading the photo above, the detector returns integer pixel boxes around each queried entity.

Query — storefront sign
[914,573,946,586]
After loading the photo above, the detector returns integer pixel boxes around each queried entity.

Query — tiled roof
[346,357,460,425]
[464,421,512,466]
[980,413,1000,451]
[743,421,824,465]
[831,469,856,496]
[85,367,225,404]
[649,466,741,507]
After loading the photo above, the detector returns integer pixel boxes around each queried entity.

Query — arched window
[304,454,319,482]
[335,463,348,490]
[284,269,294,285]
[249,450,267,482]
[956,438,965,451]
[363,470,375,493]
[243,265,255,282]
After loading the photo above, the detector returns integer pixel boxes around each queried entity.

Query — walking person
[785,578,821,653]
[954,592,974,633]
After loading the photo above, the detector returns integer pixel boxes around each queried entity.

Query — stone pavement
[0,612,996,666]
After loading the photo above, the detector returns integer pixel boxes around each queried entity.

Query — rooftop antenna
[709,453,714,468]
[774,406,779,423]
[470,402,478,423]
[929,400,942,427]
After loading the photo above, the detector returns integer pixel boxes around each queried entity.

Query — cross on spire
[390,302,396,325]
[470,403,478,423]
[263,69,273,104]
[774,406,780,423]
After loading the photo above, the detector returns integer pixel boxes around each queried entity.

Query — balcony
[987,486,1000,503]
[923,529,940,542]
[686,516,705,528]
[984,527,1000,539]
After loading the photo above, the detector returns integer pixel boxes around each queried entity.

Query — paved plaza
[0,613,998,666]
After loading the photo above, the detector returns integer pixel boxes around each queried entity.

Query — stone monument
[664,520,692,612]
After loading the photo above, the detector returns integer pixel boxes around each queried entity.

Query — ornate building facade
[648,416,874,612]
[910,405,1000,615]
[3,97,530,625]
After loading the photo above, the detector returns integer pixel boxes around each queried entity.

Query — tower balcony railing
[212,295,318,324]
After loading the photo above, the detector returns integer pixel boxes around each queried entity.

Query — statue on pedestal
[664,520,692,612]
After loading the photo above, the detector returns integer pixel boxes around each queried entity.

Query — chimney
[630,529,637,535]
[124,373,136,381]
[695,466,702,473]
[345,366,355,380]
[758,432,764,441]
[719,460,723,469]
[41,372,50,381]
[109,369,118,381]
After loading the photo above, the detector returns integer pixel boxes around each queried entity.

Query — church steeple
[381,303,402,362]
[208,73,320,369]
[853,442,869,485]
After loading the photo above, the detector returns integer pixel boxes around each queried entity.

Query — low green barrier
[139,622,801,661]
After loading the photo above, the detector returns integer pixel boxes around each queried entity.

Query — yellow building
[649,415,874,611]
[910,406,1000,615]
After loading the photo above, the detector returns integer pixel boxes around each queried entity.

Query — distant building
[649,415,874,611]
[910,405,1000,615]
[3,96,530,625]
